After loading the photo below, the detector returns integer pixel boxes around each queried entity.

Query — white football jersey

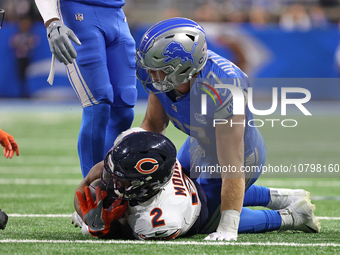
[126,160,201,240]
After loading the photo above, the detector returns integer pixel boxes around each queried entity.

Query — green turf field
[0,101,339,254]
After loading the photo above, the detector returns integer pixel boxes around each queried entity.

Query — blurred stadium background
[0,0,340,99]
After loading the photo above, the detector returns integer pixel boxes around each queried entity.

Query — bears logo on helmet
[134,158,159,174]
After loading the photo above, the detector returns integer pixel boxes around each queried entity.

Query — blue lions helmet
[136,17,208,94]
[101,132,177,202]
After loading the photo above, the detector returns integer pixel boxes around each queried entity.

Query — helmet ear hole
[165,35,175,39]
[186,34,195,41]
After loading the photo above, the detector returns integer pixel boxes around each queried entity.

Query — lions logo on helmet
[101,132,176,202]
[162,41,198,64]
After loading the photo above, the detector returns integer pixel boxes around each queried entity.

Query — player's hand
[204,210,240,241]
[204,231,237,241]
[46,20,81,65]
[76,186,127,237]
[0,129,19,159]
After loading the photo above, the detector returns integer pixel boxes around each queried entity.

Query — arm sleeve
[34,0,59,23]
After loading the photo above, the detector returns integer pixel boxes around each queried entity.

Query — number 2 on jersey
[150,208,165,228]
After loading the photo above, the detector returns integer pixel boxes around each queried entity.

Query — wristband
[216,209,240,235]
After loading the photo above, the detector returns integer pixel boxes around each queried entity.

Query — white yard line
[6,194,338,201]
[0,239,339,247]
[311,196,340,201]
[1,179,340,186]
[0,179,80,185]
[0,166,80,174]
[316,216,340,220]
[8,214,72,218]
[4,193,338,200]
[7,214,340,220]
[256,180,340,187]
[2,156,78,164]
[0,194,54,198]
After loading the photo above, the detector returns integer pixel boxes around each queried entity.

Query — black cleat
[0,209,8,230]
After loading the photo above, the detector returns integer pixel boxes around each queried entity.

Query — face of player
[148,69,191,94]
[112,178,131,193]
[101,169,131,198]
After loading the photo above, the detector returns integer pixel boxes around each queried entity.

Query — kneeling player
[73,130,321,240]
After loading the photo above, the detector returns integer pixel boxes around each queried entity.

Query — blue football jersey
[62,0,125,8]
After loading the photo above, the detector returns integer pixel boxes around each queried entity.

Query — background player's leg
[60,3,116,177]
[78,104,110,177]
[104,8,137,153]
[104,107,134,152]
